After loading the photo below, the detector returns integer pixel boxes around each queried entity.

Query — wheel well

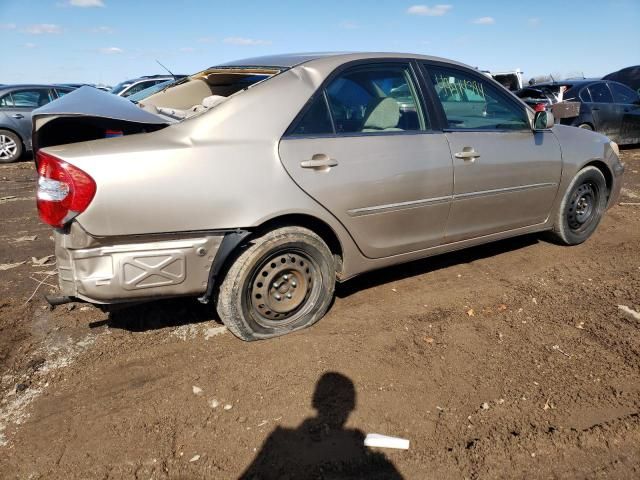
[205,214,345,306]
[584,160,613,195]
[253,214,344,271]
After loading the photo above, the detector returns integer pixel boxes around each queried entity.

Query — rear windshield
[137,67,282,121]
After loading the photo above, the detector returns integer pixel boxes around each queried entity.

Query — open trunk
[32,86,171,152]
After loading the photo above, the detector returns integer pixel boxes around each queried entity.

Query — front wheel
[549,166,608,245]
[216,226,336,341]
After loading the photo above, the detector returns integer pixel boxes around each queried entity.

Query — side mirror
[533,110,554,130]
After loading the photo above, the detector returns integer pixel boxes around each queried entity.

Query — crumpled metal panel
[121,252,186,290]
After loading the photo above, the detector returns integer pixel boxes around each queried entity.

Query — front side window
[0,94,14,107]
[609,82,639,104]
[324,65,426,134]
[588,83,613,103]
[11,89,53,108]
[427,66,529,130]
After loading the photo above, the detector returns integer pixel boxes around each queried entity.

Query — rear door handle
[300,154,338,169]
[11,113,24,119]
[591,107,600,111]
[454,149,481,160]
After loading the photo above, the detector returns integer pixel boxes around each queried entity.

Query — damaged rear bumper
[55,223,224,304]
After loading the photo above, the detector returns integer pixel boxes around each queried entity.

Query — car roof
[532,79,600,89]
[216,51,471,69]
[0,84,65,91]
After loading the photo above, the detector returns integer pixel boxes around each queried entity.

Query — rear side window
[325,65,427,133]
[427,66,528,130]
[55,88,73,98]
[609,82,639,104]
[289,94,333,135]
[588,83,613,103]
[579,87,592,103]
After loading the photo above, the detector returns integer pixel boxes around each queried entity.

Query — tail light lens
[534,103,546,112]
[36,150,96,228]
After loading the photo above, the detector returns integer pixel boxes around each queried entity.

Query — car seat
[362,97,403,132]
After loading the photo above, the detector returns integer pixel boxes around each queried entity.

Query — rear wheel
[549,166,608,245]
[216,226,336,341]
[0,130,22,163]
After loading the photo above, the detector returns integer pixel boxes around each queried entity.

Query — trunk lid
[32,86,171,152]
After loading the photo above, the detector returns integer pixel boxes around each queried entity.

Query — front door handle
[454,149,481,161]
[11,113,24,119]
[300,154,338,169]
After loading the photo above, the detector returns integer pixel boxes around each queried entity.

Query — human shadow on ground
[240,372,403,480]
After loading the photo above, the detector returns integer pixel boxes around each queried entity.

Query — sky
[0,0,638,86]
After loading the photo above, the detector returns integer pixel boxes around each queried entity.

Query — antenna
[156,60,177,79]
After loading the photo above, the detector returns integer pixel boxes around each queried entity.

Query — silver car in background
[0,84,75,163]
[32,52,624,341]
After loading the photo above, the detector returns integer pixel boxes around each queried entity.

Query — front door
[422,63,562,243]
[6,88,55,150]
[279,62,453,259]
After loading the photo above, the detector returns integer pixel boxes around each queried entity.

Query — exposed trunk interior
[35,116,168,151]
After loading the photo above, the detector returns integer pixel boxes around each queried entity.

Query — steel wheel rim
[0,135,18,160]
[567,182,598,232]
[248,249,319,327]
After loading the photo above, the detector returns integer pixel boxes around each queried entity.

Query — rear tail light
[534,103,546,112]
[36,150,96,228]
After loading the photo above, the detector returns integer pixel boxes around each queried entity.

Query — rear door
[608,81,640,144]
[279,61,453,259]
[421,63,562,242]
[586,82,617,137]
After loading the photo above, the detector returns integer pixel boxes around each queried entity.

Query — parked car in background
[490,69,524,92]
[33,53,623,341]
[110,75,186,98]
[126,79,175,103]
[0,84,75,163]
[516,80,640,145]
[603,65,640,95]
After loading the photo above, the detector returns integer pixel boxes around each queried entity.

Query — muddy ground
[0,149,639,479]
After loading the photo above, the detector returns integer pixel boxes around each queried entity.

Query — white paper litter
[364,433,410,450]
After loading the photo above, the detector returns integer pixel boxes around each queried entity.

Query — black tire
[577,123,593,131]
[216,226,336,341]
[0,130,23,164]
[549,166,608,245]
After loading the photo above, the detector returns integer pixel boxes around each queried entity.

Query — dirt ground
[0,149,639,479]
